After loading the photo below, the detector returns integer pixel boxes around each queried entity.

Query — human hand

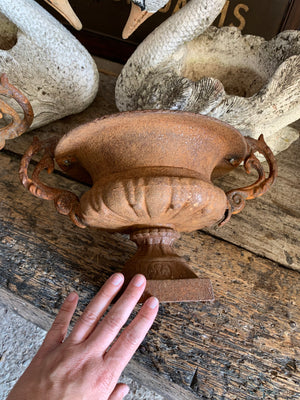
[7,273,159,400]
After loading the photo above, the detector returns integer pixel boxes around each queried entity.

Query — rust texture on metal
[19,136,85,228]
[20,110,278,302]
[123,228,214,303]
[0,73,34,149]
[221,134,278,225]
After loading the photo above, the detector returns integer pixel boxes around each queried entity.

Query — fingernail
[123,385,130,396]
[67,292,77,302]
[132,274,145,287]
[111,273,124,286]
[146,297,159,309]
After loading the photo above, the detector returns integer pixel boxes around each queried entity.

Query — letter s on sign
[230,3,249,30]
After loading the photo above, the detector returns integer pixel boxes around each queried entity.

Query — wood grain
[0,152,299,399]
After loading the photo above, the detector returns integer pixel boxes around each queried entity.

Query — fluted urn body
[54,111,248,233]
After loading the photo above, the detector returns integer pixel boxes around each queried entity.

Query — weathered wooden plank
[3,70,299,271]
[0,152,299,399]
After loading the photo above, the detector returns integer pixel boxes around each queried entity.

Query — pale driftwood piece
[0,152,299,399]
[115,0,300,155]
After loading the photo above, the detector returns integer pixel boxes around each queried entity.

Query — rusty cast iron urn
[20,111,277,302]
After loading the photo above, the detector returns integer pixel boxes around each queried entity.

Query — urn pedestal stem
[123,228,214,303]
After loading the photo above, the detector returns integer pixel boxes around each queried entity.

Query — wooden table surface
[0,71,299,400]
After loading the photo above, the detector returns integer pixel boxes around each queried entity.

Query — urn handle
[220,134,278,226]
[19,137,86,228]
[0,74,34,149]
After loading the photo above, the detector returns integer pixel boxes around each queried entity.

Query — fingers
[67,273,124,344]
[108,383,130,400]
[87,274,147,352]
[40,292,78,354]
[104,296,159,374]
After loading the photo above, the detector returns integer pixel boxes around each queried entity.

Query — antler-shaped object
[19,136,86,228]
[0,73,34,149]
[220,134,278,225]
